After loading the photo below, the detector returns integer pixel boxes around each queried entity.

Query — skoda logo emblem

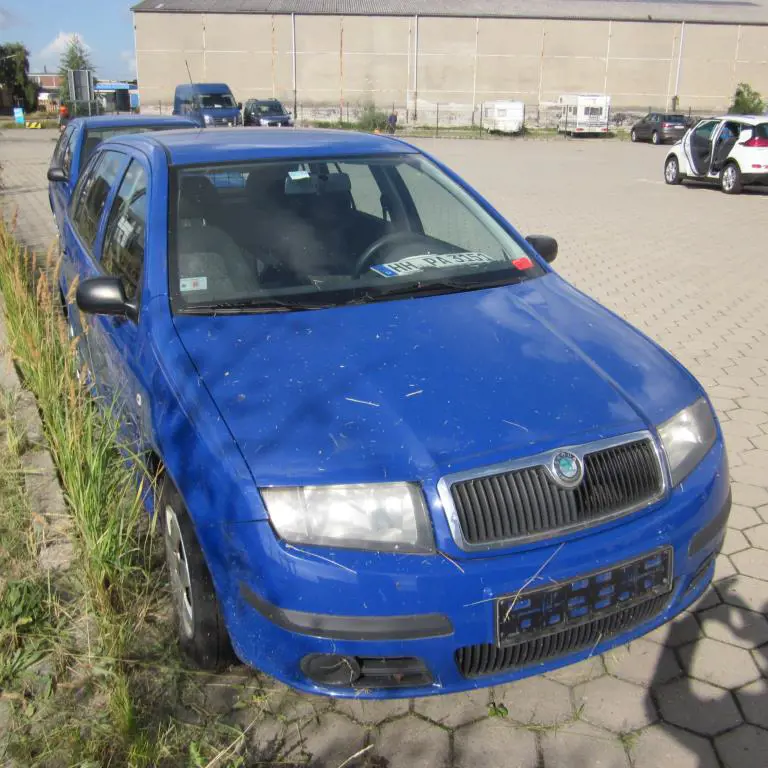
[552,450,583,486]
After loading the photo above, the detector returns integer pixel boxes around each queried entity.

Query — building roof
[131,0,768,25]
[107,127,417,166]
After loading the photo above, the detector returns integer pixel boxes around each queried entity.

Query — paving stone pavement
[1,130,767,768]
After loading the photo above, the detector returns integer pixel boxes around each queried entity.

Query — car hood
[173,274,701,486]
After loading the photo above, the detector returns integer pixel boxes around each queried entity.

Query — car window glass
[694,120,719,140]
[71,151,124,251]
[52,126,73,167]
[101,161,148,301]
[62,130,76,176]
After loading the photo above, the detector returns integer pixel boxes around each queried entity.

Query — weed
[488,701,509,718]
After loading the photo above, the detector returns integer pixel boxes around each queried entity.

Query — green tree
[729,83,765,115]
[57,35,94,102]
[0,43,38,112]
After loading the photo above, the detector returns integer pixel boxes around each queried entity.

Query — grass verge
[0,220,267,766]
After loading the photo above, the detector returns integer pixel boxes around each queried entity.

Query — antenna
[185,59,193,85]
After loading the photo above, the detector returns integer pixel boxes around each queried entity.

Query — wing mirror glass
[47,166,68,183]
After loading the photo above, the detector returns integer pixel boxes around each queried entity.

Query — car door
[85,157,152,452]
[63,149,128,380]
[683,119,719,176]
[639,114,653,139]
[49,124,76,233]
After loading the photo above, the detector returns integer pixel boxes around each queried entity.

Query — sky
[0,0,136,80]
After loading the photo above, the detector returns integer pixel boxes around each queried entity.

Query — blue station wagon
[60,128,730,698]
[47,114,198,236]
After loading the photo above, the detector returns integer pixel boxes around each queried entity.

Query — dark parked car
[243,99,293,127]
[631,113,689,145]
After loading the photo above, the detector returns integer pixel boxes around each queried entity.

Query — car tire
[631,129,638,142]
[720,162,743,195]
[160,477,235,670]
[652,131,661,145]
[664,155,682,185]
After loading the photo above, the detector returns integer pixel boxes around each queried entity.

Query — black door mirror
[237,102,243,110]
[526,235,558,264]
[76,277,138,323]
[47,166,68,183]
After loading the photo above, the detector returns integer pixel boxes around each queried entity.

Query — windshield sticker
[512,256,534,270]
[180,276,208,293]
[288,169,311,181]
[371,251,501,278]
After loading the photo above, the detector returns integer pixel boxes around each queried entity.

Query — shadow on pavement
[646,579,768,768]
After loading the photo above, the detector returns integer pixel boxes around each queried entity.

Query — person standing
[387,110,398,134]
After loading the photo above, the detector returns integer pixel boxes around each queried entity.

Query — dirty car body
[61,128,730,698]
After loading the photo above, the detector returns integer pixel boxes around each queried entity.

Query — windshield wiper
[366,275,518,302]
[179,298,336,315]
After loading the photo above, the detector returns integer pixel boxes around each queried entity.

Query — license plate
[495,548,672,647]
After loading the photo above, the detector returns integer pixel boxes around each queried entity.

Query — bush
[729,83,765,115]
[357,102,389,132]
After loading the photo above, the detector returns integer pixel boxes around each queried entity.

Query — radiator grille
[450,438,662,546]
[456,592,669,678]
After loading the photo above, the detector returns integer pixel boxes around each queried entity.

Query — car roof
[105,127,419,166]
[715,115,768,124]
[69,114,198,130]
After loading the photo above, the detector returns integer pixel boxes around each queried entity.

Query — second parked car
[47,115,198,237]
[243,99,293,127]
[631,113,689,145]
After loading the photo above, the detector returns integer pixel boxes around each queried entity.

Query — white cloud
[37,32,90,67]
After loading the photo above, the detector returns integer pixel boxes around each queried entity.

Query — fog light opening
[301,654,361,686]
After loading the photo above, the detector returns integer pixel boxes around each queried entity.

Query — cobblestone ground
[2,130,767,768]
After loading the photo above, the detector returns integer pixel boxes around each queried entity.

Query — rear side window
[753,123,768,139]
[694,120,718,140]
[71,151,124,251]
[101,161,148,300]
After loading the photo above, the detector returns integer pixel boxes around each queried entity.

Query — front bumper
[212,441,729,698]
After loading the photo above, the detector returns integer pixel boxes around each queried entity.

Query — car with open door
[47,114,198,238]
[60,128,729,698]
[664,115,768,194]
[630,113,689,145]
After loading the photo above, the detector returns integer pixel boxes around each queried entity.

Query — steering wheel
[354,232,430,277]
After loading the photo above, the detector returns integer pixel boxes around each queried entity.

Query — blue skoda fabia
[61,128,730,698]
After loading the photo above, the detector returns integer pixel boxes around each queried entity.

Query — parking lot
[1,129,767,768]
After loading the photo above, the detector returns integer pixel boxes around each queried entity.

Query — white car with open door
[664,115,768,194]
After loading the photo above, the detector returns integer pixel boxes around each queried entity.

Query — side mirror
[526,235,558,264]
[76,277,138,323]
[237,102,243,110]
[47,166,68,183]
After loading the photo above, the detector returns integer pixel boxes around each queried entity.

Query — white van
[557,94,611,136]
[482,101,525,134]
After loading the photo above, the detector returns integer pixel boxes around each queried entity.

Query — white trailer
[482,101,525,134]
[557,94,611,136]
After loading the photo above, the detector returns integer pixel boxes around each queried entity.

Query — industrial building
[131,0,768,119]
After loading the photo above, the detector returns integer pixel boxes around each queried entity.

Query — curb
[0,293,74,575]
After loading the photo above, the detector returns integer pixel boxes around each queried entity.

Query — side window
[694,120,719,140]
[101,161,148,301]
[52,126,73,168]
[62,130,76,176]
[71,151,124,251]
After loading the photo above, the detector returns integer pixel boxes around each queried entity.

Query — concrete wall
[134,12,768,114]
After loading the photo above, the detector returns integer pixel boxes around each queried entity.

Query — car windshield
[80,125,185,171]
[199,93,236,109]
[170,154,545,313]
[661,114,686,123]
[253,101,286,115]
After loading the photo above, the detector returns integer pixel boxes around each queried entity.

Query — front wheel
[630,129,638,142]
[652,131,661,145]
[160,477,235,670]
[720,163,743,195]
[664,155,682,185]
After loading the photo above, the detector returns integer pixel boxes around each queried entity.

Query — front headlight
[203,114,213,125]
[261,483,434,553]
[260,118,269,126]
[658,398,717,487]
